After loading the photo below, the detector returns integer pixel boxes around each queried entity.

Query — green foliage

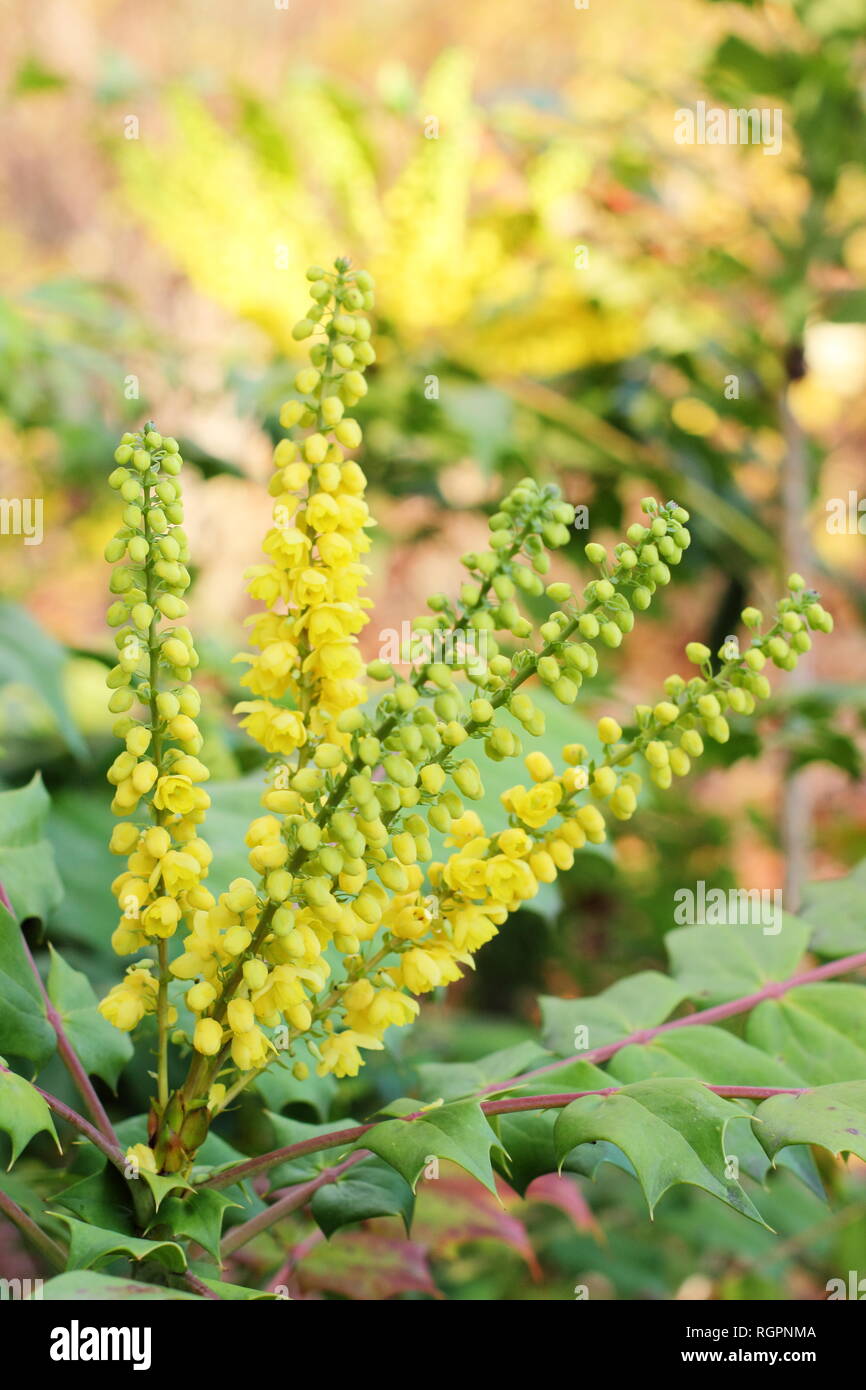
[0,1070,58,1165]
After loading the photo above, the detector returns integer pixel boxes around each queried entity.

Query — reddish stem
[17,924,119,1147]
[200,1084,807,1193]
[483,948,866,1095]
[0,1063,125,1172]
[221,1152,366,1257]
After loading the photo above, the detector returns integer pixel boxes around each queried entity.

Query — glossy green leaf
[0,1067,59,1165]
[554,1079,766,1224]
[0,774,64,930]
[798,858,866,957]
[540,971,687,1057]
[606,1024,805,1088]
[156,1188,238,1261]
[0,906,54,1067]
[416,1040,551,1101]
[311,1156,415,1237]
[46,945,132,1088]
[37,1271,197,1300]
[51,1212,187,1272]
[361,1100,501,1194]
[746,984,866,1085]
[666,918,810,1006]
[754,1082,866,1163]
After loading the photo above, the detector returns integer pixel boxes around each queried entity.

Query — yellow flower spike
[94,270,836,1178]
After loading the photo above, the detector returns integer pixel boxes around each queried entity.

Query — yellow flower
[502,780,562,829]
[234,701,307,755]
[141,896,183,938]
[398,947,443,994]
[443,849,490,899]
[194,1018,224,1055]
[245,565,288,606]
[485,854,538,904]
[125,1143,158,1175]
[152,774,198,816]
[316,1030,384,1078]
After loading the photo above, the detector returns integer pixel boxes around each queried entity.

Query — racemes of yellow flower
[98,425,213,1034]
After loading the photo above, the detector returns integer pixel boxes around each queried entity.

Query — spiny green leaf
[0,775,65,927]
[746,984,866,1085]
[51,1212,187,1272]
[554,1079,766,1225]
[754,1082,866,1164]
[53,1168,136,1234]
[0,1067,59,1165]
[606,1024,805,1088]
[0,906,55,1068]
[362,1099,502,1195]
[156,1188,239,1261]
[46,945,132,1089]
[262,1113,362,1188]
[416,1040,551,1101]
[139,1169,193,1212]
[252,1050,336,1120]
[798,858,866,957]
[666,918,810,1005]
[540,971,687,1057]
[311,1157,414,1238]
[38,1271,197,1300]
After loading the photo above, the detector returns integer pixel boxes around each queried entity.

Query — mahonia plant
[97,258,834,1178]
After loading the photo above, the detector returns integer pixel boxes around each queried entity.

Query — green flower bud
[685,642,711,665]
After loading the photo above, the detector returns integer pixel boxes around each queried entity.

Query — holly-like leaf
[798,858,866,957]
[0,907,54,1068]
[38,1271,197,1300]
[361,1100,501,1195]
[666,919,810,1006]
[53,1168,136,1234]
[553,1079,766,1225]
[746,984,866,1085]
[157,1188,238,1261]
[139,1170,193,1212]
[0,775,64,927]
[46,945,132,1089]
[606,1024,805,1088]
[540,972,687,1057]
[252,1052,336,1120]
[311,1157,414,1238]
[416,1040,551,1102]
[0,1068,59,1165]
[262,1114,362,1188]
[753,1082,866,1163]
[51,1212,187,1272]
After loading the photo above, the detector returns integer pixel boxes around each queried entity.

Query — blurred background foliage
[1,0,865,1299]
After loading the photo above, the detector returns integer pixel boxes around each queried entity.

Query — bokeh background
[1,0,865,1298]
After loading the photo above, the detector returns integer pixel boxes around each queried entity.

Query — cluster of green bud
[104,425,202,734]
[280,259,375,449]
[320,494,687,864]
[572,574,833,815]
